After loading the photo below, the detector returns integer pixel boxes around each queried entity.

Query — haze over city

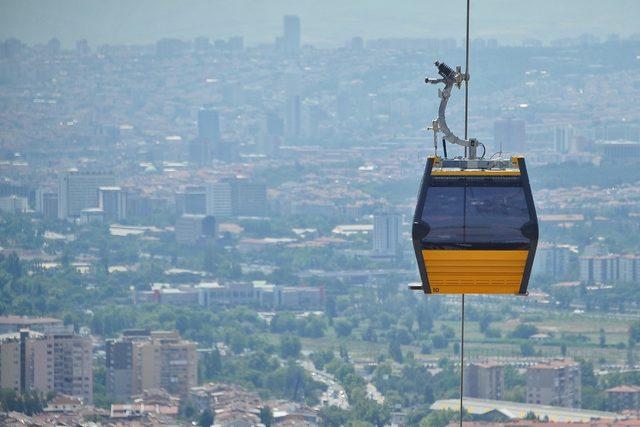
[1,1,640,426]
[2,0,640,46]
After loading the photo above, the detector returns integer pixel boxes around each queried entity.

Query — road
[300,360,350,410]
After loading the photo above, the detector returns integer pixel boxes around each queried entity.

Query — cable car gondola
[412,156,538,294]
[411,61,538,295]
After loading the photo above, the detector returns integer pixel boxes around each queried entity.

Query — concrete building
[175,214,216,244]
[0,330,54,394]
[206,181,233,217]
[0,195,28,213]
[281,15,301,56]
[233,178,267,217]
[607,385,640,413]
[190,107,220,165]
[554,125,575,154]
[58,170,115,219]
[98,186,126,221]
[372,211,402,257]
[534,243,578,279]
[175,186,207,215]
[464,362,504,400]
[0,316,63,333]
[619,255,640,283]
[106,330,197,399]
[580,255,619,284]
[526,359,581,408]
[596,140,640,161]
[0,325,91,404]
[284,67,302,142]
[106,329,149,402]
[196,281,324,310]
[36,190,58,220]
[50,329,93,404]
[494,118,526,153]
[134,284,199,305]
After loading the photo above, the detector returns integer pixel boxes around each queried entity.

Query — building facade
[464,362,504,400]
[58,170,115,219]
[526,359,581,408]
[106,330,197,400]
[372,211,402,257]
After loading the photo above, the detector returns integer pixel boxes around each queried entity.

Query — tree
[629,320,640,343]
[510,323,538,339]
[279,335,301,359]
[202,348,222,379]
[599,328,606,347]
[334,319,352,337]
[389,339,403,363]
[260,406,273,427]
[520,342,535,357]
[321,405,350,426]
[199,409,214,427]
[419,409,456,427]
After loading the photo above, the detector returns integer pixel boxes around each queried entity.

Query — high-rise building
[50,329,93,404]
[106,330,197,399]
[259,111,284,155]
[464,362,504,400]
[175,186,207,215]
[554,125,575,154]
[534,243,578,279]
[126,191,152,218]
[0,330,53,394]
[190,107,221,165]
[282,15,301,55]
[0,326,91,404]
[284,68,302,142]
[36,190,58,220]
[233,178,267,217]
[372,211,402,257]
[98,186,126,222]
[526,359,581,408]
[175,214,217,244]
[579,255,619,284]
[494,118,526,153]
[106,329,149,402]
[58,170,115,219]
[619,254,640,283]
[198,107,220,141]
[206,182,233,217]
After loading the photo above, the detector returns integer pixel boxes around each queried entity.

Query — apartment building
[526,359,581,408]
[106,330,197,400]
[607,385,640,412]
[0,326,91,403]
[464,362,504,400]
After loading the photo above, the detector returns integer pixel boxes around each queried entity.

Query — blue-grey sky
[1,0,638,47]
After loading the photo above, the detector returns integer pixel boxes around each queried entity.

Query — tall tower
[190,107,220,165]
[372,211,403,258]
[494,118,526,153]
[284,68,302,143]
[282,15,301,56]
[58,170,115,219]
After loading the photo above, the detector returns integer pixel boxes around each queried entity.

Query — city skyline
[2,0,640,47]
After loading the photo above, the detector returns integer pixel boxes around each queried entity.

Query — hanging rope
[460,0,471,425]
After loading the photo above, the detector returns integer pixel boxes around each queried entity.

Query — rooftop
[432,398,619,422]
